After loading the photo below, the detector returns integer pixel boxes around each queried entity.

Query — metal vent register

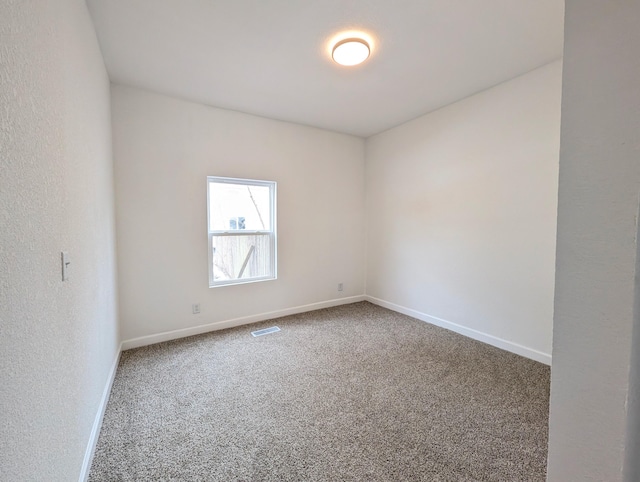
[251,326,281,337]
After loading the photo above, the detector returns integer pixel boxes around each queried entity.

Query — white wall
[365,61,562,363]
[0,1,119,480]
[547,1,640,480]
[112,85,365,342]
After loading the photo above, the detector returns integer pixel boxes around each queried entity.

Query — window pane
[211,234,272,282]
[209,182,271,231]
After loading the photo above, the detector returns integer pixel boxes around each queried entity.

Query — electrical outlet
[192,303,200,314]
[338,283,344,292]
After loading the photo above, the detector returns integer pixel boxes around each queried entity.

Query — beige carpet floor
[89,302,550,481]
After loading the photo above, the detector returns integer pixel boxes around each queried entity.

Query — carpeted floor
[89,302,550,481]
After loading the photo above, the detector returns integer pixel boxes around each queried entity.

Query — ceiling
[86,0,564,138]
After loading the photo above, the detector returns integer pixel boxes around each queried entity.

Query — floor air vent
[251,326,281,337]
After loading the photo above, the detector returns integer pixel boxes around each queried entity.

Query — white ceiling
[87,0,564,137]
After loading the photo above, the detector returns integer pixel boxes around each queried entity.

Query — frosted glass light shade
[332,38,370,66]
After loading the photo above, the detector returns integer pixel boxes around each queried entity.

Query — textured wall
[0,1,119,480]
[112,85,365,342]
[365,61,561,362]
[547,2,640,481]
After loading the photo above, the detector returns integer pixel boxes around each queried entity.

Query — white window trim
[207,176,277,287]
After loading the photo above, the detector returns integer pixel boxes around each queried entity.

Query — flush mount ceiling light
[332,38,370,66]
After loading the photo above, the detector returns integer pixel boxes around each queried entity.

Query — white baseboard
[121,295,366,350]
[365,296,551,365]
[79,343,122,482]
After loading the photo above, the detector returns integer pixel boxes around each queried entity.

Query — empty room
[2,1,640,481]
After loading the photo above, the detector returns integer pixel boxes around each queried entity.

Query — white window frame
[207,176,277,287]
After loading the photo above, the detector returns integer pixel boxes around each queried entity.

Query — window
[207,176,276,287]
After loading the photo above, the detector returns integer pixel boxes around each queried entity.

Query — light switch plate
[61,252,70,281]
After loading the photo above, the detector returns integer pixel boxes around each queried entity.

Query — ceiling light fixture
[332,38,370,66]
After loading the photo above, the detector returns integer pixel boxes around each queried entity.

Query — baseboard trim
[121,295,366,350]
[79,343,122,482]
[365,296,552,365]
